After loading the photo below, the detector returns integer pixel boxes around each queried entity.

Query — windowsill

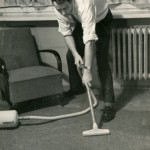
[0,13,57,21]
[110,3,150,19]
[0,4,150,21]
[0,6,57,21]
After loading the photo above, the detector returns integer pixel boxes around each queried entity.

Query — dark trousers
[66,10,115,103]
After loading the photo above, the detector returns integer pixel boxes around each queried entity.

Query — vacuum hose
[19,90,97,120]
[0,90,97,128]
[0,66,99,128]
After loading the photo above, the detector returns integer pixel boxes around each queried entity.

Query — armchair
[0,28,63,108]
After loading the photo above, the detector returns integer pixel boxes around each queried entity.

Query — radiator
[112,27,150,80]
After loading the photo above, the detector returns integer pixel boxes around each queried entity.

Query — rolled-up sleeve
[54,9,72,36]
[78,0,98,44]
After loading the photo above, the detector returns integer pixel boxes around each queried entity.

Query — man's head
[52,0,72,17]
[51,0,67,5]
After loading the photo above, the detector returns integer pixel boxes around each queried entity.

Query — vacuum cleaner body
[0,110,19,128]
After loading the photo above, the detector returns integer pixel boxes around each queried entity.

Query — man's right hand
[74,53,84,68]
[82,68,92,87]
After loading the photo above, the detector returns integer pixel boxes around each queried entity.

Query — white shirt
[54,0,108,44]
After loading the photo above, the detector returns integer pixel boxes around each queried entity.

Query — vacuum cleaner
[0,66,110,136]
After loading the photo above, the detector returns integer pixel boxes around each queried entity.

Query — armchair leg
[2,87,13,109]
[57,93,64,106]
[0,90,12,110]
[1,90,5,101]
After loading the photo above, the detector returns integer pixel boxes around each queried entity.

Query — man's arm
[75,0,97,86]
[84,40,95,70]
[82,40,95,87]
[65,35,94,86]
[64,35,83,67]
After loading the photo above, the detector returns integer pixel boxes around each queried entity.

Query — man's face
[53,1,72,17]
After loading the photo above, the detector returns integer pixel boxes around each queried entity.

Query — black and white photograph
[0,0,150,149]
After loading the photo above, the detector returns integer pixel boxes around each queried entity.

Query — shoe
[64,89,85,98]
[103,106,115,122]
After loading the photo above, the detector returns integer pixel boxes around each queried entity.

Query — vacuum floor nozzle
[82,128,110,136]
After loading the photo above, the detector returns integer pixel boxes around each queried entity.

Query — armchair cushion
[8,66,62,103]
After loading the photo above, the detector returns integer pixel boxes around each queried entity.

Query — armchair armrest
[38,49,62,72]
[0,57,8,78]
[0,58,12,106]
[0,57,9,94]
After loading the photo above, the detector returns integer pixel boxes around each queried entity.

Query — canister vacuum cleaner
[0,66,110,136]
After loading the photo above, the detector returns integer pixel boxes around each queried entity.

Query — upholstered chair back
[0,28,39,70]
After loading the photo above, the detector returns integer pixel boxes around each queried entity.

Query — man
[52,0,115,122]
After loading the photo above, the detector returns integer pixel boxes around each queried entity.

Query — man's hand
[74,53,84,68]
[82,69,92,87]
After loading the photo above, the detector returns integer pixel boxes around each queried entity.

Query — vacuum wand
[77,64,110,136]
[82,83,110,136]
[85,83,97,125]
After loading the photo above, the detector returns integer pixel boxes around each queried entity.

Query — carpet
[0,90,150,150]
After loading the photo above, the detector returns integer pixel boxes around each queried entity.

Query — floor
[0,88,150,150]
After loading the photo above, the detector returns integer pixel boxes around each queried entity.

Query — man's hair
[51,0,70,5]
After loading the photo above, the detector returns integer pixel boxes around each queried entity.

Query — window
[109,0,150,18]
[0,0,55,21]
[0,0,150,21]
[1,0,52,7]
[109,0,150,3]
[0,0,53,14]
